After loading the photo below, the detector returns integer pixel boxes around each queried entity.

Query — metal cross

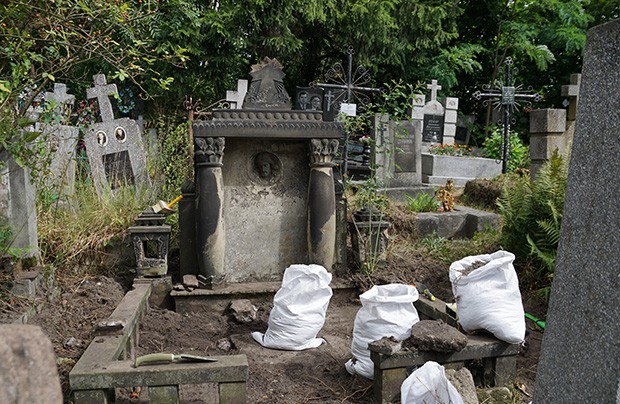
[316,46,381,113]
[473,57,542,173]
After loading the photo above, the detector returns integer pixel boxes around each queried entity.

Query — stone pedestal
[529,109,567,178]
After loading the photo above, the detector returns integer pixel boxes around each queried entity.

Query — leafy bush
[497,151,568,297]
[405,192,438,213]
[483,127,529,172]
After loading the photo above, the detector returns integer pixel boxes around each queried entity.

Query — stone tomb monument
[83,74,150,197]
[185,58,342,285]
[534,19,620,403]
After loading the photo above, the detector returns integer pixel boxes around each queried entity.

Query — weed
[405,192,438,213]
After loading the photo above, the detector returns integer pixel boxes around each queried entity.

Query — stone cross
[86,74,118,122]
[45,83,75,106]
[226,79,248,109]
[561,73,581,121]
[426,80,442,103]
[473,57,542,173]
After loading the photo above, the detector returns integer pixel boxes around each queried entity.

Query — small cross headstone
[225,79,249,109]
[473,57,542,173]
[83,75,151,197]
[422,80,445,143]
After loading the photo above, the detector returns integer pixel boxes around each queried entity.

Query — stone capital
[195,137,225,167]
[309,138,339,167]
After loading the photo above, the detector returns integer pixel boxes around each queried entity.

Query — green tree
[0,0,186,164]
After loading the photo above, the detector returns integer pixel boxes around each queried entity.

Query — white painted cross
[427,79,442,103]
[86,74,118,122]
[226,79,248,109]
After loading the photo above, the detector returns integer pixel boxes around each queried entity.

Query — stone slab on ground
[534,19,620,403]
[406,320,467,352]
[0,324,63,403]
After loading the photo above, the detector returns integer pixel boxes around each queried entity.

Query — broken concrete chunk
[182,274,199,289]
[216,338,233,352]
[406,320,468,352]
[368,336,402,355]
[229,299,258,323]
[445,368,479,404]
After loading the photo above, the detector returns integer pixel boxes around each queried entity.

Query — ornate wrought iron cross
[473,57,542,173]
[316,46,381,117]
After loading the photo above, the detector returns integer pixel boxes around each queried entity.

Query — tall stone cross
[473,57,542,173]
[562,73,581,121]
[86,74,118,122]
[427,80,442,103]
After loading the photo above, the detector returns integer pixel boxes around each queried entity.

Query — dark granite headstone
[242,57,292,109]
[321,88,345,122]
[534,19,620,403]
[422,114,444,143]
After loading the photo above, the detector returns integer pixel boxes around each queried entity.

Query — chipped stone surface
[368,336,402,355]
[182,274,199,289]
[229,299,258,323]
[446,368,479,404]
[0,325,62,403]
[406,320,467,352]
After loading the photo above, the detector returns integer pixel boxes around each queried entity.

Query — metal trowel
[133,353,218,367]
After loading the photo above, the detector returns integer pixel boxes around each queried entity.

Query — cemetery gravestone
[534,19,620,403]
[411,80,459,147]
[0,153,39,259]
[40,83,79,197]
[84,74,151,197]
[226,79,249,109]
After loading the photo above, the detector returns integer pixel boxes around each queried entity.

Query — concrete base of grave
[422,154,502,186]
[172,277,358,314]
[414,205,500,239]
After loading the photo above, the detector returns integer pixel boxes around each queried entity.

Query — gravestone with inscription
[534,19,620,403]
[83,74,150,197]
[39,83,80,198]
[183,58,343,286]
[410,80,459,147]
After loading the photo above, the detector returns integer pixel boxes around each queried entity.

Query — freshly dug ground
[1,237,544,403]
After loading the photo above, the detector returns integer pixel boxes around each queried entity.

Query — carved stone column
[308,138,339,270]
[195,137,225,285]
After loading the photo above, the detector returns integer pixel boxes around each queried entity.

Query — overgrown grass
[405,192,438,213]
[37,179,156,275]
[414,227,503,264]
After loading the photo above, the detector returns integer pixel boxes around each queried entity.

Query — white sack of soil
[251,264,333,350]
[449,250,525,344]
[401,361,464,404]
[345,284,420,379]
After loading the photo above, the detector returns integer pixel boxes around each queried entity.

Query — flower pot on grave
[421,153,502,187]
[349,205,391,270]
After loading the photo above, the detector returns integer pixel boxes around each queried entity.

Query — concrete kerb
[70,278,249,403]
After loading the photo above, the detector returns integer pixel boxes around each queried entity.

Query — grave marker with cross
[316,46,381,122]
[473,57,542,173]
[83,74,151,198]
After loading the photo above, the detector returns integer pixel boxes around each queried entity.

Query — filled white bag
[449,250,525,343]
[252,264,333,350]
[345,284,420,379]
[401,361,464,404]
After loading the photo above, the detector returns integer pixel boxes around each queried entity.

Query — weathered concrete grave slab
[83,74,150,197]
[0,324,62,403]
[534,19,620,403]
